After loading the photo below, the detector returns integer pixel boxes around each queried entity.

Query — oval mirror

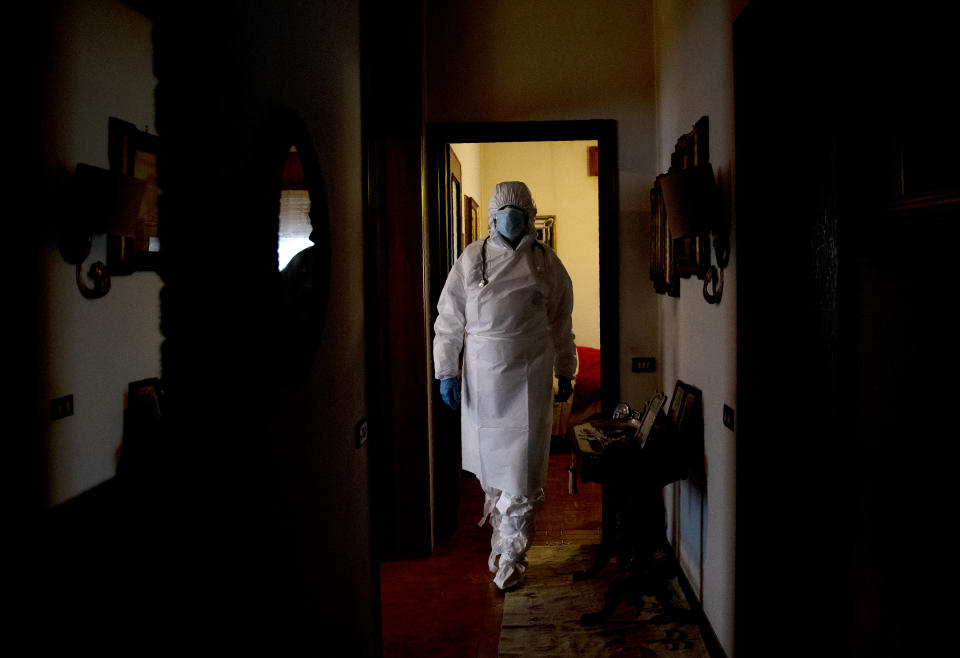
[254,105,331,381]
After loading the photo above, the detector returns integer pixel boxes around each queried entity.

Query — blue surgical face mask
[495,207,527,241]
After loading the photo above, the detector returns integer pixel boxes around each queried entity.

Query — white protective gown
[433,184,577,499]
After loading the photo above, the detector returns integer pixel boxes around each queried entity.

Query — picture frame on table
[128,377,164,418]
[637,391,667,449]
[668,379,702,431]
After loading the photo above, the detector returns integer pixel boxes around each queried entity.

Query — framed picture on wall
[107,117,160,274]
[884,123,960,219]
[651,116,716,295]
[650,178,678,296]
[672,117,712,281]
[465,195,480,246]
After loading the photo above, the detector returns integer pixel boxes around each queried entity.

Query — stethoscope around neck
[478,234,546,288]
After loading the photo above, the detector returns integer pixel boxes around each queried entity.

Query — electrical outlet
[51,394,74,420]
[631,357,656,373]
[722,404,735,430]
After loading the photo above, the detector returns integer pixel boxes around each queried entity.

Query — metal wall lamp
[59,163,144,299]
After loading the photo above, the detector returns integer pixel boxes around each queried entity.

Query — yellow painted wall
[468,140,600,349]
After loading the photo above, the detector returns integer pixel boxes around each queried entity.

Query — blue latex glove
[440,377,460,410]
[555,377,573,403]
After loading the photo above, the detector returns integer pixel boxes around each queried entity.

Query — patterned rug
[498,544,710,657]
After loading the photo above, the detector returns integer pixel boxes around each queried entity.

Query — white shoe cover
[494,557,527,590]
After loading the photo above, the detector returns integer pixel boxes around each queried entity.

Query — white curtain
[278,189,313,270]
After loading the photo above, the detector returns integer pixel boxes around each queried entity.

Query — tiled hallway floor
[380,447,603,657]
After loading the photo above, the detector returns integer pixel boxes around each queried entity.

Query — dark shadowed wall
[153,1,375,654]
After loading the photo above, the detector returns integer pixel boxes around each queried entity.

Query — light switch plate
[631,357,656,373]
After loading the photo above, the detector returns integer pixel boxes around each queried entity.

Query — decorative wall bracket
[58,162,144,300]
[649,116,728,303]
[76,260,111,299]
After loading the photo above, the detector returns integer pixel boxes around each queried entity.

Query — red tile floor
[380,444,603,657]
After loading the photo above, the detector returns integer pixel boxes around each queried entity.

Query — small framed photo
[637,391,666,449]
[667,382,685,425]
[651,116,714,296]
[128,377,164,418]
[668,379,702,430]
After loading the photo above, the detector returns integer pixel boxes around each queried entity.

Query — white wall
[426,0,661,409]
[38,0,162,505]
[653,0,745,654]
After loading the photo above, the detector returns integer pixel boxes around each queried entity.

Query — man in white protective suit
[433,181,577,590]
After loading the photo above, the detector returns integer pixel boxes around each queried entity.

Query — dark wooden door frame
[425,120,621,540]
[431,143,465,542]
[361,0,431,570]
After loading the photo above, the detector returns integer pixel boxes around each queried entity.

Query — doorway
[377,121,620,655]
[425,119,620,546]
[366,119,620,654]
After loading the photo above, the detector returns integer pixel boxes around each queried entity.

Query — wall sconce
[60,163,145,299]
[658,163,729,304]
[658,164,721,238]
[650,116,729,303]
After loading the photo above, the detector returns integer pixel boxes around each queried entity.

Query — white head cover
[488,181,537,235]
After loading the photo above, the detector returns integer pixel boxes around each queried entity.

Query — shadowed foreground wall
[149,1,374,653]
[21,2,374,655]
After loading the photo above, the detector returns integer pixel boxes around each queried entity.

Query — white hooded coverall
[433,181,577,589]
